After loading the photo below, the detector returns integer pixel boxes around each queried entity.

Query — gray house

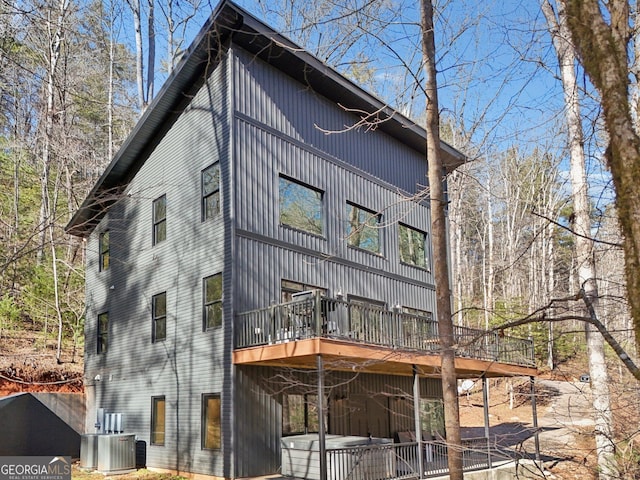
[67,1,537,478]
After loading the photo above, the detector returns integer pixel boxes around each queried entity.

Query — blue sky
[136,0,613,210]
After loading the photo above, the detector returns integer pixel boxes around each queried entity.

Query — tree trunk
[565,0,640,352]
[542,2,618,477]
[146,0,155,102]
[38,0,69,264]
[129,0,146,111]
[420,1,463,478]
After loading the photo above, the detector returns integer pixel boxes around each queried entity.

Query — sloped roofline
[66,0,466,237]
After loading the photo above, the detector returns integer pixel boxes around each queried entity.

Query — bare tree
[542,2,618,477]
[421,1,462,478]
[563,0,640,350]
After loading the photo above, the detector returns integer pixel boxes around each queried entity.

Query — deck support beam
[530,375,541,462]
[413,365,424,479]
[482,376,492,468]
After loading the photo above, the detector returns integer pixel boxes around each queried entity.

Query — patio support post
[482,376,492,468]
[317,354,327,480]
[530,375,541,462]
[413,365,424,479]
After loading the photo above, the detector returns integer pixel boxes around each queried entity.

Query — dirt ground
[458,375,598,479]
[0,331,83,396]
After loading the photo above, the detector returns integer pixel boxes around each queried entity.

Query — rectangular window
[401,306,436,349]
[281,279,327,303]
[99,231,110,271]
[151,396,166,446]
[97,312,108,354]
[153,195,167,245]
[399,224,429,269]
[279,176,323,235]
[420,398,445,437]
[202,163,221,221]
[346,203,381,254]
[152,292,167,342]
[202,394,221,450]
[203,273,223,329]
[283,393,320,435]
[348,296,386,343]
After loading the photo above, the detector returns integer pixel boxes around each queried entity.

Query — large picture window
[346,203,381,254]
[152,292,167,342]
[398,224,428,269]
[151,396,166,446]
[202,163,220,221]
[153,195,167,245]
[202,394,221,450]
[99,231,110,271]
[97,312,108,354]
[279,176,323,235]
[203,273,223,329]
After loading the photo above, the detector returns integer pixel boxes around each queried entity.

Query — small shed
[0,392,83,457]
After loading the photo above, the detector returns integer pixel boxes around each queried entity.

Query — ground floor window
[151,396,166,445]
[420,398,445,438]
[283,393,320,435]
[202,393,221,449]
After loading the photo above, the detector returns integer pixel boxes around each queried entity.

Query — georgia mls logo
[0,456,71,480]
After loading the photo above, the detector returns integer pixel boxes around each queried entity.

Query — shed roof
[66,0,466,237]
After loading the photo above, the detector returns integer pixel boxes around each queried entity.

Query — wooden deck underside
[233,338,538,378]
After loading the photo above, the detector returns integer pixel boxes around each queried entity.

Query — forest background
[0,0,636,475]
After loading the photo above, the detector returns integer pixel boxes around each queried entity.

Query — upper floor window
[281,279,327,303]
[402,306,433,321]
[279,176,323,235]
[202,163,220,221]
[202,393,221,450]
[203,273,223,330]
[151,396,166,446]
[401,306,436,345]
[399,224,429,269]
[152,292,167,342]
[99,231,110,271]
[153,195,167,245]
[346,203,381,254]
[97,312,108,354]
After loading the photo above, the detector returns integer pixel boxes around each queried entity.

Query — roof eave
[66,0,466,237]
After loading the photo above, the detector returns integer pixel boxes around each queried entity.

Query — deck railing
[321,438,507,480]
[235,295,535,367]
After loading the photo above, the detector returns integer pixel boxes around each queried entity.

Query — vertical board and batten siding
[235,366,442,477]
[84,54,232,477]
[232,48,430,195]
[230,45,440,477]
[234,237,437,313]
[230,46,435,311]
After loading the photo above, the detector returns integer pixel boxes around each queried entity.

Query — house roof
[66,0,466,237]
